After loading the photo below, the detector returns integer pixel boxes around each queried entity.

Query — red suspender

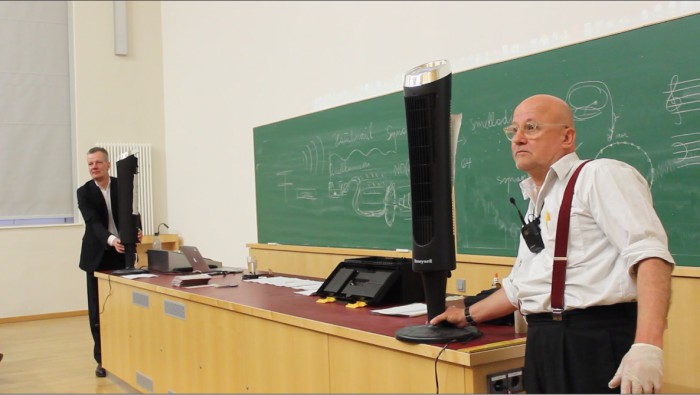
[550,160,592,320]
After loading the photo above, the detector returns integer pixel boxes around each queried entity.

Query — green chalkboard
[254,14,700,266]
[254,92,412,250]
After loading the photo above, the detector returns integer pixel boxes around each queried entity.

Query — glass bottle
[491,273,501,289]
[152,232,161,250]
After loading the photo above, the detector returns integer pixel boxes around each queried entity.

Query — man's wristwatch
[464,306,477,326]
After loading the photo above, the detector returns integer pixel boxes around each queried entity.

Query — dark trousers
[523,303,637,394]
[86,248,124,364]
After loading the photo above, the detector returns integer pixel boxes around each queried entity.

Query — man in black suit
[77,146,140,377]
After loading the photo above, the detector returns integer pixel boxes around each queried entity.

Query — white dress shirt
[502,152,675,315]
[96,179,119,246]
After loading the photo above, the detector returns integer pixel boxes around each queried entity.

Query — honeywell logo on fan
[414,259,432,264]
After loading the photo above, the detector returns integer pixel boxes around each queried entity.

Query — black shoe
[95,364,106,377]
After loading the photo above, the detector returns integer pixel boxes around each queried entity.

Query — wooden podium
[97,271,525,393]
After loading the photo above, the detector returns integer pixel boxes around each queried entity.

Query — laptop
[179,245,243,274]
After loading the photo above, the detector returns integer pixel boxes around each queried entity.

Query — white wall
[0,1,165,319]
[160,1,700,269]
[2,1,699,319]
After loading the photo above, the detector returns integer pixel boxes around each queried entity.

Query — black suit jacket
[77,177,121,273]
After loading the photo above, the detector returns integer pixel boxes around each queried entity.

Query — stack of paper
[370,303,427,317]
[172,273,211,287]
[244,275,323,296]
[369,296,463,317]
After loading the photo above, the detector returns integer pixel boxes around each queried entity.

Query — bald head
[514,94,574,127]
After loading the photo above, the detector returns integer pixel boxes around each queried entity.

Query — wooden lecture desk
[96,271,526,393]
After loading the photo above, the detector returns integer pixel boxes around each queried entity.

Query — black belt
[526,302,637,324]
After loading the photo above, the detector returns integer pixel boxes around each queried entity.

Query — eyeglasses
[503,121,568,141]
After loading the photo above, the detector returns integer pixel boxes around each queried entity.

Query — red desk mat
[126,272,526,350]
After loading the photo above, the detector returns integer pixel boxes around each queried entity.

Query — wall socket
[507,369,524,393]
[487,368,524,393]
[456,278,466,292]
[487,372,508,394]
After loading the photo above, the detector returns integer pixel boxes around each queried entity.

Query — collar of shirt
[94,177,111,192]
[518,153,581,220]
[518,152,580,203]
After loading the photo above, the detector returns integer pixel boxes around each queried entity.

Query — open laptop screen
[179,245,212,273]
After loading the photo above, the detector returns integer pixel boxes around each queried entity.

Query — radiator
[95,142,154,235]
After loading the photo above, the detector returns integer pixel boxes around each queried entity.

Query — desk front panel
[99,279,163,391]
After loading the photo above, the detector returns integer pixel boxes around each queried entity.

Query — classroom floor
[0,315,133,393]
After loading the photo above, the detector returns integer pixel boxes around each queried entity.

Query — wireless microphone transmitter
[510,197,544,253]
[521,217,544,253]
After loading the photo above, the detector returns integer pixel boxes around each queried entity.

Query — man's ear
[562,127,576,148]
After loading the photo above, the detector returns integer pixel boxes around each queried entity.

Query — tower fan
[111,152,147,276]
[395,60,481,343]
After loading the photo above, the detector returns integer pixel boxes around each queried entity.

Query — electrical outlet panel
[507,369,524,393]
[487,372,508,394]
[487,368,524,394]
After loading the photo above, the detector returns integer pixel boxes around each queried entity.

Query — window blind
[0,1,74,224]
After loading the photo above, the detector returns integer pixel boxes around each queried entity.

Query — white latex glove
[608,343,664,394]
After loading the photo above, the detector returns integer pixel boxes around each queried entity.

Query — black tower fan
[395,60,481,343]
[111,153,147,276]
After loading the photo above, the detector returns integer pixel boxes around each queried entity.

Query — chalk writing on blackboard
[272,123,413,227]
[672,132,700,168]
[276,170,293,203]
[664,75,700,125]
[566,81,619,142]
[325,125,411,227]
[595,141,655,188]
[302,136,325,176]
[468,109,512,131]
